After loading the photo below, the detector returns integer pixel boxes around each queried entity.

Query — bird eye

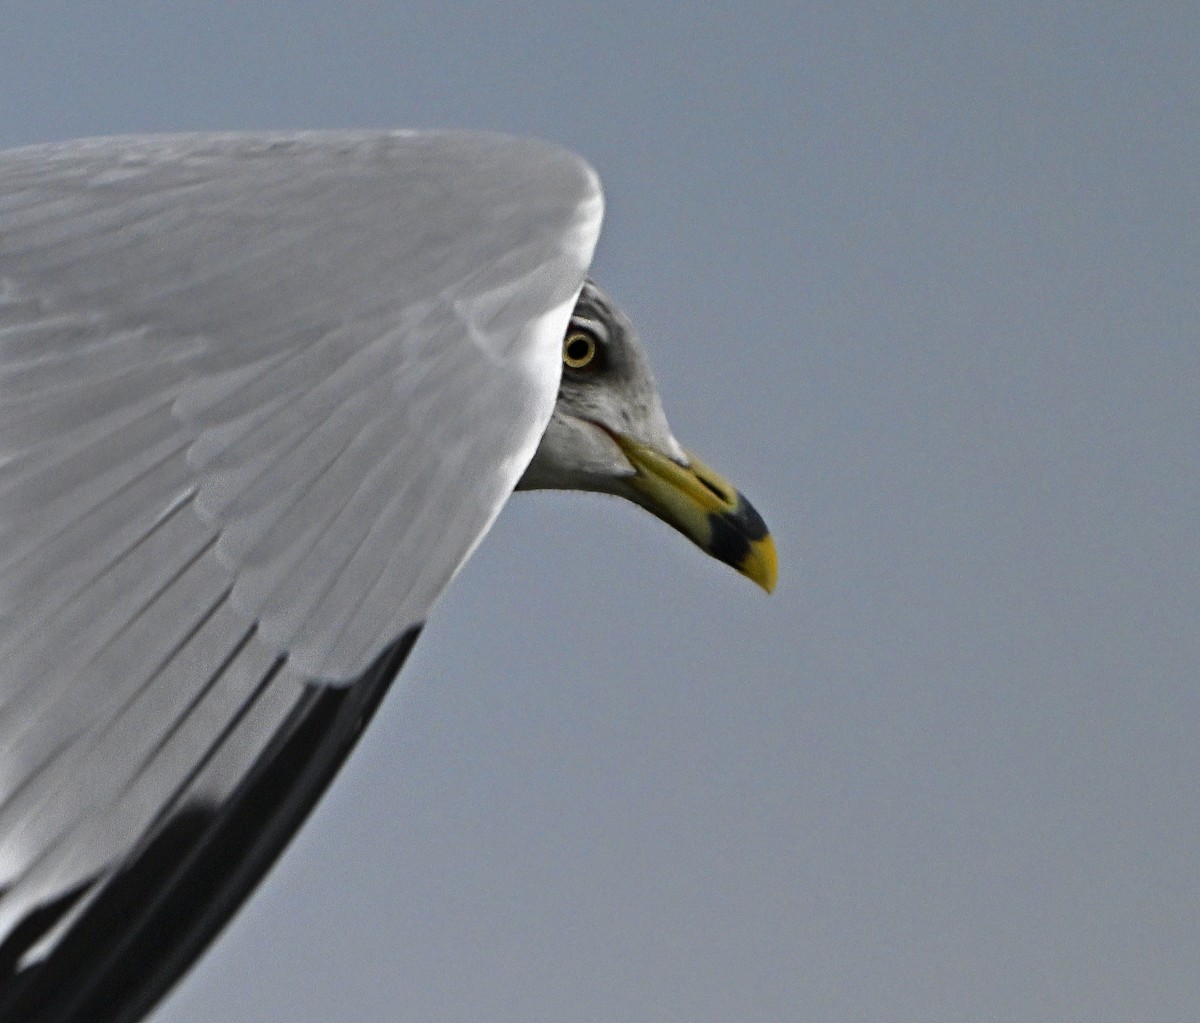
[563,330,600,370]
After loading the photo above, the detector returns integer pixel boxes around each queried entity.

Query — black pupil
[566,336,592,363]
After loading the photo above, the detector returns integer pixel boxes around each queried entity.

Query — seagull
[0,130,775,1023]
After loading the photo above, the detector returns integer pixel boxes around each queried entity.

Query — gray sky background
[2,4,1197,1021]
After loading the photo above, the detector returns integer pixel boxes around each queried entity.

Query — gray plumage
[0,130,772,1023]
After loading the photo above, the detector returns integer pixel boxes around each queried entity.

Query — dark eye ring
[563,329,599,370]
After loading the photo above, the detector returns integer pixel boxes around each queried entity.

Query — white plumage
[0,130,770,1023]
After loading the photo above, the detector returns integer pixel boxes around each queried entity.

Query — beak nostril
[698,476,729,503]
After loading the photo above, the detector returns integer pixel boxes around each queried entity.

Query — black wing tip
[0,625,422,1023]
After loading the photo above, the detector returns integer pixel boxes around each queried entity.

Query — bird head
[517,280,776,592]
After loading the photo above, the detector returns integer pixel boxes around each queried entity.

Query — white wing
[0,131,602,1022]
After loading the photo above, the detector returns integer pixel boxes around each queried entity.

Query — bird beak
[609,433,777,593]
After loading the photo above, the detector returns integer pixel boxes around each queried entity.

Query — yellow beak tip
[741,535,778,594]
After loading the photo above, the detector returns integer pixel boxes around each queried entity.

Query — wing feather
[0,130,602,1022]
